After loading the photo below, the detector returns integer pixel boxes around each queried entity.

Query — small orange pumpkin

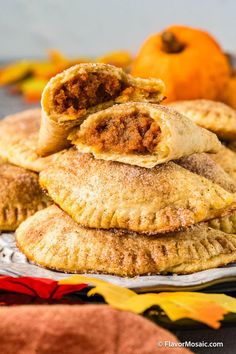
[221,70,236,109]
[131,25,230,102]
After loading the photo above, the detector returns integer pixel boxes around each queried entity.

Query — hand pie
[169,99,236,141]
[211,145,236,182]
[227,141,236,152]
[178,151,236,235]
[176,153,236,193]
[38,63,165,156]
[0,159,51,230]
[16,205,236,276]
[208,212,236,234]
[0,109,60,172]
[69,103,220,168]
[39,149,236,234]
[177,152,236,234]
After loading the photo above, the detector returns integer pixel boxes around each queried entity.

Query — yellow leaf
[96,50,132,68]
[31,61,57,80]
[186,293,236,313]
[0,60,31,85]
[20,77,48,102]
[60,275,236,329]
[60,275,135,305]
[68,57,94,66]
[122,293,226,329]
[47,49,69,66]
[47,50,90,77]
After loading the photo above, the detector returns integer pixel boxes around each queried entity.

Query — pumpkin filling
[82,112,161,153]
[53,72,124,115]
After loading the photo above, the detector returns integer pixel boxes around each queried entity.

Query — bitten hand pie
[0,159,51,230]
[39,149,236,234]
[0,109,60,172]
[16,205,236,276]
[169,99,236,141]
[38,63,165,156]
[69,103,220,168]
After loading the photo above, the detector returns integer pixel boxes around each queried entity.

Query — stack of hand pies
[2,63,236,277]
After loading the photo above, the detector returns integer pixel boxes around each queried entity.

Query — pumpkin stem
[161,31,185,53]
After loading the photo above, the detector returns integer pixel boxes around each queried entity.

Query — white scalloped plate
[1,232,236,293]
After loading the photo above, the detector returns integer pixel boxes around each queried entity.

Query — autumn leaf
[0,48,132,102]
[69,57,94,66]
[0,60,31,85]
[0,276,87,300]
[60,275,236,329]
[96,50,132,68]
[20,77,48,102]
[122,292,227,329]
[47,50,89,74]
[47,49,69,66]
[60,275,135,305]
[31,61,58,80]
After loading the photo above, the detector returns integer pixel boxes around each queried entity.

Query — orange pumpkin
[131,25,230,102]
[221,70,236,109]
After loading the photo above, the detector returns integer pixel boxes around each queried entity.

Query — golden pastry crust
[0,109,60,172]
[16,205,236,276]
[39,149,236,234]
[69,103,220,168]
[169,99,236,141]
[211,145,236,182]
[178,153,236,234]
[176,153,236,193]
[39,63,165,156]
[0,159,51,230]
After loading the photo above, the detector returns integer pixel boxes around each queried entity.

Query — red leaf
[0,276,87,300]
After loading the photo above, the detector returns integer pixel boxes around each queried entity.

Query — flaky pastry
[0,159,50,230]
[16,205,236,276]
[69,103,220,168]
[211,145,236,182]
[169,99,236,141]
[176,152,236,193]
[40,149,236,234]
[0,109,59,172]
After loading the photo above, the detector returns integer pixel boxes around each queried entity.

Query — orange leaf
[60,275,236,329]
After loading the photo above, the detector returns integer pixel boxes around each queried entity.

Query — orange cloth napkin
[0,304,191,354]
